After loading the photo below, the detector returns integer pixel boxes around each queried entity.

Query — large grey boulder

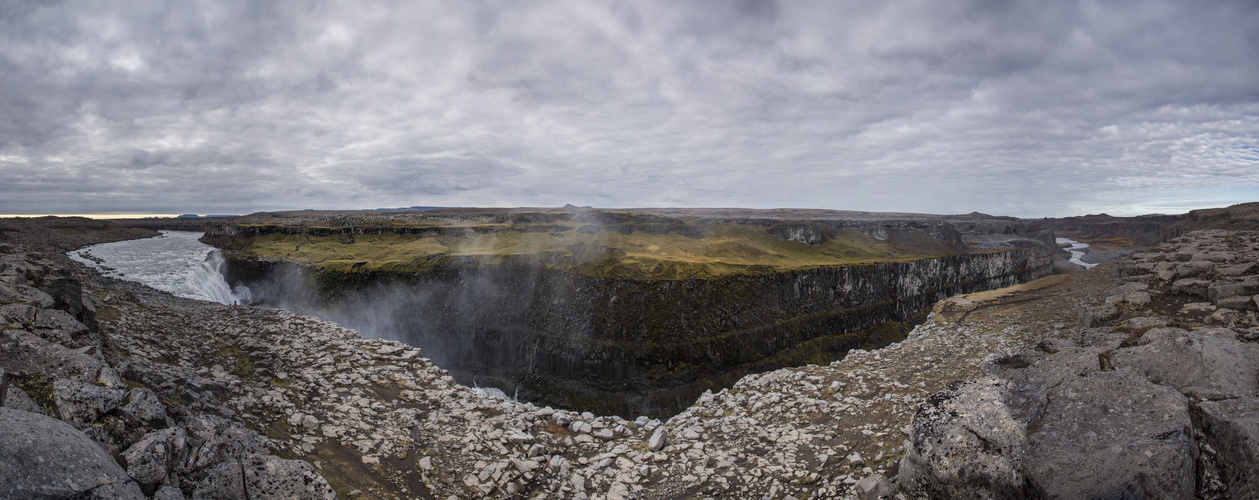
[1197,397,1259,498]
[0,303,37,330]
[192,459,247,499]
[34,307,89,340]
[1175,260,1215,278]
[183,414,270,472]
[0,283,55,308]
[122,427,187,488]
[898,377,1039,499]
[242,455,337,500]
[3,382,45,414]
[38,275,94,327]
[903,356,1197,499]
[118,387,170,428]
[0,329,107,383]
[1024,368,1196,499]
[53,377,125,428]
[153,483,187,500]
[1109,327,1259,399]
[0,407,144,499]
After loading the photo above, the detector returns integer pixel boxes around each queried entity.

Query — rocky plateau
[6,209,1259,499]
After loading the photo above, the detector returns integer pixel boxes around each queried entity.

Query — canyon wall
[208,214,1055,417]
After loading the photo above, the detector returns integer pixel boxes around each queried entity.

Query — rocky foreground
[901,229,1259,498]
[12,226,1259,498]
[1,220,1114,499]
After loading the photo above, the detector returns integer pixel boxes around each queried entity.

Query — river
[1055,237,1098,269]
[68,230,251,305]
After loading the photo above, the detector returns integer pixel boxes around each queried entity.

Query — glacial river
[69,230,251,305]
[1055,237,1098,270]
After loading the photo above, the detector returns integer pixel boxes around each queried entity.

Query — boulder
[1109,328,1259,399]
[1175,261,1215,278]
[648,426,668,451]
[242,455,337,499]
[3,382,45,414]
[0,283,55,308]
[53,378,125,428]
[898,377,1038,499]
[153,483,186,500]
[34,308,89,338]
[0,303,37,330]
[1208,280,1259,306]
[1197,398,1259,498]
[1218,295,1255,311]
[192,459,247,499]
[1171,279,1211,298]
[1024,368,1195,499]
[1083,303,1120,326]
[184,414,269,471]
[38,275,94,327]
[0,329,107,383]
[118,387,170,428]
[0,407,144,499]
[122,427,187,487]
[853,474,896,500]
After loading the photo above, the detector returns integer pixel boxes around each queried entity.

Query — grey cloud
[0,0,1256,216]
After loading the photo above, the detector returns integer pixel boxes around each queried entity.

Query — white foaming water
[69,230,251,305]
[1055,237,1098,270]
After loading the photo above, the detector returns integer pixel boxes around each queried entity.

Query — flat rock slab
[0,407,144,499]
[0,329,106,383]
[1026,368,1195,499]
[53,378,124,429]
[1109,327,1259,399]
[1198,397,1259,498]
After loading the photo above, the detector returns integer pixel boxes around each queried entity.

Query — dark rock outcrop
[0,407,146,499]
[0,239,337,499]
[902,229,1259,499]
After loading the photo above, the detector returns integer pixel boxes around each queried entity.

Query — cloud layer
[2,0,1257,217]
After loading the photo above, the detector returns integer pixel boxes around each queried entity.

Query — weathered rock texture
[0,240,336,499]
[902,229,1259,499]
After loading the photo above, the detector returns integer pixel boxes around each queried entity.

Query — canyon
[11,205,1259,498]
[193,208,1059,417]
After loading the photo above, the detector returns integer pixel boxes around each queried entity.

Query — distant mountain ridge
[1036,202,1259,245]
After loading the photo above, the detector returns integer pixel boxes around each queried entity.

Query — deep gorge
[212,227,1055,418]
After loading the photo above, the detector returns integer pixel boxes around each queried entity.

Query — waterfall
[70,231,251,305]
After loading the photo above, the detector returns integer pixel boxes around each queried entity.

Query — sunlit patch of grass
[230,220,964,280]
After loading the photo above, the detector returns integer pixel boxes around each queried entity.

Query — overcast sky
[2,0,1257,218]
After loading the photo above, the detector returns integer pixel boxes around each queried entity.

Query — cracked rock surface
[903,230,1259,499]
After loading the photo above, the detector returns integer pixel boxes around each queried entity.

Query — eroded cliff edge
[200,208,1058,417]
[0,215,1099,499]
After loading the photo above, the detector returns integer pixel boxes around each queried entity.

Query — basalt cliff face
[203,209,1056,417]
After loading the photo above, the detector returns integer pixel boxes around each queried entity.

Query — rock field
[16,226,1259,498]
[902,230,1259,499]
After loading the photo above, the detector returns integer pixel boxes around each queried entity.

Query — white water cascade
[1055,237,1098,270]
[69,230,251,305]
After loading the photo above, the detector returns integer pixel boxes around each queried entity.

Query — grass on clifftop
[229,222,960,279]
